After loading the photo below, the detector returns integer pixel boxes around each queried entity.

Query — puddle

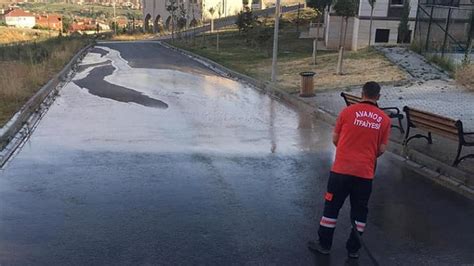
[74,64,169,109]
[77,60,112,73]
[90,47,109,57]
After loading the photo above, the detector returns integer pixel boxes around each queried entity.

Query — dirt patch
[0,27,55,44]
[263,53,406,93]
[455,64,474,90]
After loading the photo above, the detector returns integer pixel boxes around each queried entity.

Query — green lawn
[171,25,406,93]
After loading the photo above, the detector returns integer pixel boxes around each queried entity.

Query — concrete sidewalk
[305,47,473,188]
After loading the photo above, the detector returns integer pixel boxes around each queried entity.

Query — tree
[306,0,329,64]
[398,0,410,44]
[166,0,179,42]
[235,6,254,34]
[251,19,273,56]
[368,0,376,48]
[333,0,358,75]
[177,3,187,30]
[209,7,215,32]
[62,16,73,33]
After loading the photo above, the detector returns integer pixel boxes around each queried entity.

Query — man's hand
[332,133,339,147]
[378,144,387,157]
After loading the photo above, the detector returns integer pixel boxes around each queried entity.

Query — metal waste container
[299,71,316,97]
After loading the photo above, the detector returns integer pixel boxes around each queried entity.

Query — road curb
[0,42,94,168]
[161,41,474,200]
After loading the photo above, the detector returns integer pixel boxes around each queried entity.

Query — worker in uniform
[308,81,391,259]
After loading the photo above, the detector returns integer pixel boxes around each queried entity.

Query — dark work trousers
[318,171,373,253]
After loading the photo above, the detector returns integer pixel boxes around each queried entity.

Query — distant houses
[4,8,36,28]
[0,6,143,33]
[69,17,114,32]
[1,8,63,30]
[36,14,63,31]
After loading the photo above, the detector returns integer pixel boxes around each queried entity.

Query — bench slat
[405,106,460,140]
[406,107,456,121]
[409,111,457,128]
[410,119,459,140]
[341,93,362,106]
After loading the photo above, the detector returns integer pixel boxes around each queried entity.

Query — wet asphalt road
[0,42,473,265]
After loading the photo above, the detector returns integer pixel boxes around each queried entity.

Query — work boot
[307,241,330,255]
[348,250,359,259]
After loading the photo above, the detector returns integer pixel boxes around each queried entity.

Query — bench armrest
[381,107,401,114]
[462,132,474,145]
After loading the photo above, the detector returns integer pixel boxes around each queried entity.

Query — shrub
[410,40,423,54]
[0,36,90,125]
[281,8,319,25]
[248,19,273,55]
[429,54,456,73]
[455,64,474,89]
[235,6,256,34]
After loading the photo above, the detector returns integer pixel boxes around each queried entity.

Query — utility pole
[270,0,281,82]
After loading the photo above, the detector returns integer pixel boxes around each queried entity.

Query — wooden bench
[403,106,474,166]
[340,92,405,133]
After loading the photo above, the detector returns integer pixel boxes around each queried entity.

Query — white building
[4,9,36,28]
[323,0,419,50]
[143,0,245,32]
[142,0,299,32]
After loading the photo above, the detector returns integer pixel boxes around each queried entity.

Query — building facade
[4,9,36,28]
[324,0,419,50]
[143,0,282,32]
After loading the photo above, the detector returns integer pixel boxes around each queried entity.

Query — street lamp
[113,0,117,34]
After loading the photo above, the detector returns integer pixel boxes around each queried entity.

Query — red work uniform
[318,101,391,253]
[332,101,391,179]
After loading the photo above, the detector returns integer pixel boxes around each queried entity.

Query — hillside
[18,2,142,20]
[0,27,54,44]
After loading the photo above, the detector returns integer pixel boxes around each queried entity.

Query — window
[375,29,390,43]
[421,0,459,6]
[437,0,460,6]
[390,0,403,5]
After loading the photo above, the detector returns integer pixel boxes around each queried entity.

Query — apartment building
[325,0,419,50]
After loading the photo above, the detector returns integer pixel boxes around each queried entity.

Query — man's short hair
[362,81,381,99]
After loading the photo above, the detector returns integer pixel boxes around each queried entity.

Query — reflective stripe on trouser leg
[320,216,337,228]
[355,220,366,232]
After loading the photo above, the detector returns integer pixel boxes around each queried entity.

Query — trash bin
[299,71,316,97]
